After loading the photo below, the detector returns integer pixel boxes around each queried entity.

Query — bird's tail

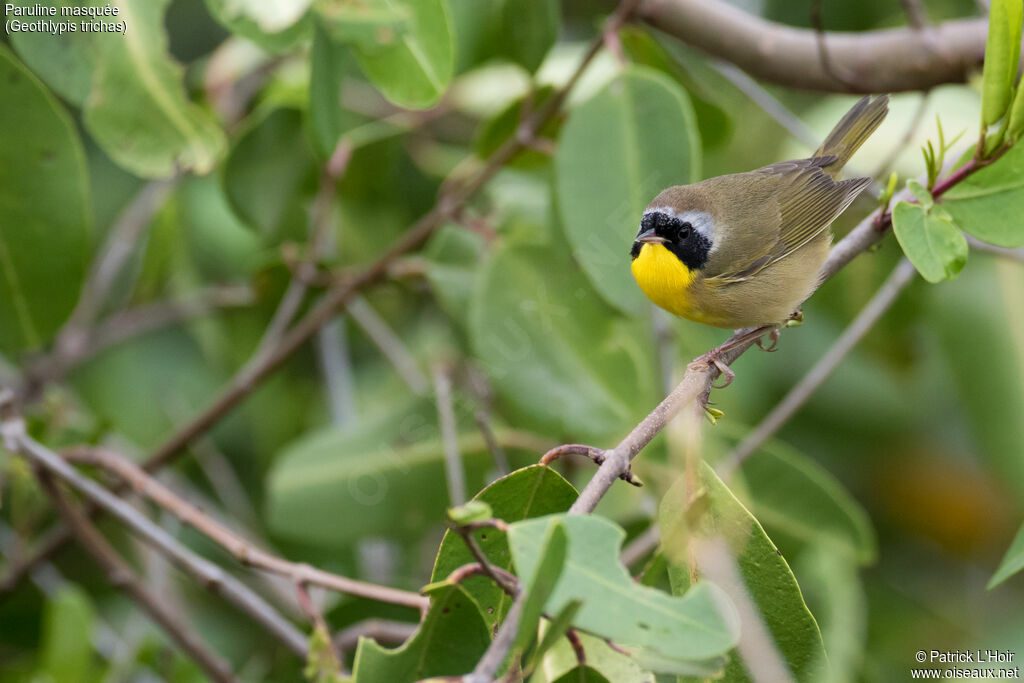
[815,95,890,177]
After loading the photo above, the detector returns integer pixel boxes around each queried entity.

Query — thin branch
[349,296,429,395]
[334,618,417,654]
[0,398,310,657]
[435,365,467,506]
[474,411,510,477]
[966,235,1024,263]
[452,528,517,597]
[53,180,176,360]
[621,523,661,568]
[36,472,239,683]
[638,0,983,93]
[717,258,917,477]
[60,446,430,612]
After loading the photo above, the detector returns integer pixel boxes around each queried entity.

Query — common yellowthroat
[631,95,889,330]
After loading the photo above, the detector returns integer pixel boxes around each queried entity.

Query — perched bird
[630,95,889,341]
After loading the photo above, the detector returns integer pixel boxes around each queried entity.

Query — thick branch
[37,473,239,683]
[639,0,988,93]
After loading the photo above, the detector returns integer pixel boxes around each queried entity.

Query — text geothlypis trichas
[630,95,889,330]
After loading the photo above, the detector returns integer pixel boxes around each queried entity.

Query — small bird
[631,96,889,347]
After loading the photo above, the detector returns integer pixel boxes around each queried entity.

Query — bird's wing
[706,158,870,284]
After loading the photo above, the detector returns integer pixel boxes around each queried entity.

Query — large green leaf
[738,440,877,565]
[469,241,658,442]
[430,465,578,630]
[0,46,92,355]
[351,583,490,682]
[82,0,227,177]
[661,463,826,682]
[989,521,1024,588]
[555,65,700,314]
[942,143,1024,247]
[509,514,739,672]
[534,630,655,683]
[16,0,227,177]
[267,400,549,546]
[892,195,967,283]
[513,520,569,657]
[323,0,454,109]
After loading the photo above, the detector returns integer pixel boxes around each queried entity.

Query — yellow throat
[630,242,702,320]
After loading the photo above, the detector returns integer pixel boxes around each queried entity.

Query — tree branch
[638,0,990,93]
[36,472,240,683]
[61,446,429,612]
[0,393,309,657]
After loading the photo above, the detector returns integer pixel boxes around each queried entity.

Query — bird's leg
[756,328,780,352]
[689,324,777,392]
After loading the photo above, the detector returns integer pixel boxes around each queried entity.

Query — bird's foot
[756,328,780,352]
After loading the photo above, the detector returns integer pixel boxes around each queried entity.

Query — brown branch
[0,398,310,657]
[717,258,917,477]
[36,472,239,683]
[638,0,989,93]
[334,618,417,654]
[61,446,429,612]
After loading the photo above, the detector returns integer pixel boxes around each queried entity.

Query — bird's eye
[677,221,692,239]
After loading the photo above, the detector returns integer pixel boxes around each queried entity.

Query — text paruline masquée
[4,3,125,35]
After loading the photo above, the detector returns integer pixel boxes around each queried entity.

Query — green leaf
[332,0,455,109]
[41,586,97,683]
[528,600,583,673]
[533,629,655,683]
[906,179,933,208]
[989,521,1024,588]
[661,463,826,682]
[267,401,546,546]
[351,583,490,682]
[739,440,877,565]
[475,86,561,169]
[981,0,1023,127]
[424,224,485,329]
[892,200,967,283]
[314,0,409,47]
[555,65,700,314]
[430,465,578,630]
[310,22,356,156]
[0,45,92,355]
[81,0,227,177]
[203,0,313,53]
[508,514,739,670]
[9,27,93,105]
[1008,71,1024,140]
[222,107,317,241]
[552,666,611,683]
[942,142,1024,247]
[513,520,569,656]
[499,0,560,73]
[469,241,658,441]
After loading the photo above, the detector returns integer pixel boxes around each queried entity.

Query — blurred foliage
[1,0,1024,681]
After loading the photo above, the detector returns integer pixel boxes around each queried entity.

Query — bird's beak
[636,228,667,244]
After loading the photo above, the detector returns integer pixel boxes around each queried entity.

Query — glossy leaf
[469,241,658,441]
[351,583,490,682]
[943,143,1024,247]
[661,463,826,682]
[989,521,1024,588]
[508,514,739,669]
[981,0,1023,127]
[739,440,877,565]
[431,465,578,630]
[892,199,967,283]
[0,46,92,355]
[80,0,227,177]
[555,65,700,314]
[341,0,454,109]
[499,0,559,73]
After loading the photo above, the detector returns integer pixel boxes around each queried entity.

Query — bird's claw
[756,328,780,352]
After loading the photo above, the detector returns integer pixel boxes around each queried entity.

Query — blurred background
[1,0,1023,680]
